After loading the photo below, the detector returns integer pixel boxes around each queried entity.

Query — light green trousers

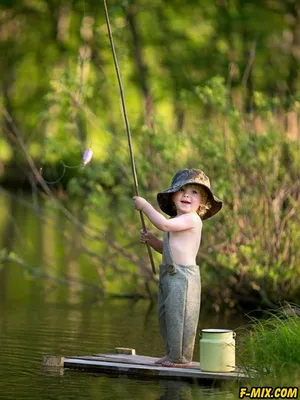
[157,233,201,363]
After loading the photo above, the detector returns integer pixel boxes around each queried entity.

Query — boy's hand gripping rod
[103,0,156,274]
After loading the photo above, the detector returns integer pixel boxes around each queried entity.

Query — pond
[0,190,248,400]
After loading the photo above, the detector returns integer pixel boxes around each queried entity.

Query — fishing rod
[103,0,156,275]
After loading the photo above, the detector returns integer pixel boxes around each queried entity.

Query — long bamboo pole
[103,0,156,274]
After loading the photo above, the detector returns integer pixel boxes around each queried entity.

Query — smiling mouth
[181,201,191,204]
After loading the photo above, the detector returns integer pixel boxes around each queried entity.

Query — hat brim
[157,183,222,220]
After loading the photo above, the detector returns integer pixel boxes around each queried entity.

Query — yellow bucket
[200,329,236,372]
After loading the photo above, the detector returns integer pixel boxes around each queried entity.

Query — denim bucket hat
[157,169,222,220]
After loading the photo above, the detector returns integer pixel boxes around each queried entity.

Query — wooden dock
[43,349,249,382]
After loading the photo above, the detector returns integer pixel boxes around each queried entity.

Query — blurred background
[0,0,299,310]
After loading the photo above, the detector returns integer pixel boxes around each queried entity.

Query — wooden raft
[43,348,249,381]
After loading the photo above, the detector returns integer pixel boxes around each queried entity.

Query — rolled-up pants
[158,263,201,363]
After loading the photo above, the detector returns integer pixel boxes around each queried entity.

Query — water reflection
[158,380,194,400]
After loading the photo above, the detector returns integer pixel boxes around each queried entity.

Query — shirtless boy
[133,168,222,367]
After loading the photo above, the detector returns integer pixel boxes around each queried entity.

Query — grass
[235,305,300,385]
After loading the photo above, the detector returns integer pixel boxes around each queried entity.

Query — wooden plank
[43,355,64,367]
[89,353,177,366]
[62,354,249,381]
[115,347,136,355]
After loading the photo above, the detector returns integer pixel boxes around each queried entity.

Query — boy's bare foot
[154,355,169,365]
[161,360,192,368]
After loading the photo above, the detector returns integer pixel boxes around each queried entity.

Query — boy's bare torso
[167,218,202,265]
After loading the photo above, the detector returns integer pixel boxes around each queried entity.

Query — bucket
[200,329,236,372]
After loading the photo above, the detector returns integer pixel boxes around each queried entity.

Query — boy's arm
[140,230,163,254]
[134,197,201,232]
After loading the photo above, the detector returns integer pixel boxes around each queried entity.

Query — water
[0,190,246,399]
[0,296,242,400]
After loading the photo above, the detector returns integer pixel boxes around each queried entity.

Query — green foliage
[0,0,299,309]
[1,0,299,153]
[237,306,300,384]
[196,76,228,112]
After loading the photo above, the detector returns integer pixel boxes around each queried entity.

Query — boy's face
[172,184,202,215]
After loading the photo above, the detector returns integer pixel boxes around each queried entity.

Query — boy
[133,168,222,367]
